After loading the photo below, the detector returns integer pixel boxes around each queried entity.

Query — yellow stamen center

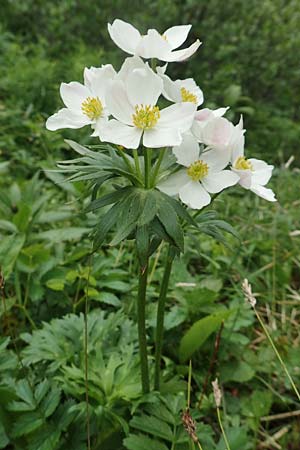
[234,156,253,171]
[132,104,160,130]
[187,160,209,181]
[81,97,103,120]
[181,87,197,104]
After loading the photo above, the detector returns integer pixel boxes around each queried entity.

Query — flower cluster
[46,19,276,210]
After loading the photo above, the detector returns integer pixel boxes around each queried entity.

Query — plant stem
[254,308,300,402]
[151,147,166,186]
[117,148,134,173]
[144,148,152,188]
[133,149,142,179]
[217,407,231,450]
[137,263,150,393]
[154,245,175,390]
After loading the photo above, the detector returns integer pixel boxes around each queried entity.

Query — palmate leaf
[157,202,184,252]
[124,434,169,450]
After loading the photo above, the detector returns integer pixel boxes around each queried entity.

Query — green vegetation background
[0,1,300,450]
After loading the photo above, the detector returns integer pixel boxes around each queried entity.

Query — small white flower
[46,65,116,132]
[158,134,239,209]
[230,121,276,202]
[212,378,222,408]
[108,19,201,62]
[242,279,257,307]
[99,65,196,149]
[157,69,204,107]
[232,155,276,202]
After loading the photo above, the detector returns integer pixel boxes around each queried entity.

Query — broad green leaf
[12,412,44,437]
[35,227,90,243]
[86,186,133,212]
[157,202,184,251]
[0,422,9,449]
[0,233,26,278]
[124,434,169,450]
[93,202,123,250]
[221,360,255,383]
[130,415,174,441]
[179,310,232,361]
[0,220,18,233]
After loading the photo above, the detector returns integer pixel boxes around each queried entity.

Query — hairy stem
[154,245,175,390]
[137,263,150,393]
[151,147,166,186]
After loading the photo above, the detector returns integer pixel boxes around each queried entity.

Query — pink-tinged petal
[84,65,116,103]
[143,127,182,148]
[250,185,277,202]
[107,19,141,55]
[126,66,162,106]
[163,40,201,62]
[179,181,211,209]
[136,29,171,59]
[105,80,134,125]
[201,148,231,172]
[46,108,90,131]
[202,170,239,194]
[157,170,190,196]
[163,25,192,50]
[173,134,199,167]
[60,82,91,111]
[99,119,142,149]
[201,117,233,149]
[159,102,196,133]
[116,56,146,82]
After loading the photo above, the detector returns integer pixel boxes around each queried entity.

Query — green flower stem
[154,245,176,390]
[151,147,166,186]
[137,263,150,393]
[144,148,152,188]
[133,149,142,179]
[254,308,300,402]
[217,407,231,450]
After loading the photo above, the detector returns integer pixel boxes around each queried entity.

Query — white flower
[157,69,203,106]
[108,19,201,62]
[46,65,116,132]
[230,120,276,202]
[232,155,276,202]
[158,134,239,209]
[99,65,196,149]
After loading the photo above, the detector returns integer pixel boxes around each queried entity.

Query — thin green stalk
[217,407,231,450]
[137,263,150,393]
[84,254,92,450]
[144,148,152,188]
[254,308,300,402]
[133,149,142,179]
[151,147,166,186]
[187,360,192,408]
[154,245,175,390]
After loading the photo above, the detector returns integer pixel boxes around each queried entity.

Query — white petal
[158,170,190,196]
[46,108,90,130]
[202,170,239,194]
[136,29,171,59]
[116,56,146,82]
[172,134,199,167]
[99,119,142,149]
[252,168,273,186]
[126,66,162,106]
[179,181,211,210]
[249,158,271,171]
[163,25,192,50]
[90,116,109,137]
[159,73,182,103]
[250,185,277,202]
[84,65,116,103]
[143,127,182,148]
[107,19,141,55]
[201,148,231,172]
[163,40,201,62]
[159,103,196,133]
[60,82,91,111]
[105,80,134,125]
[232,168,252,189]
